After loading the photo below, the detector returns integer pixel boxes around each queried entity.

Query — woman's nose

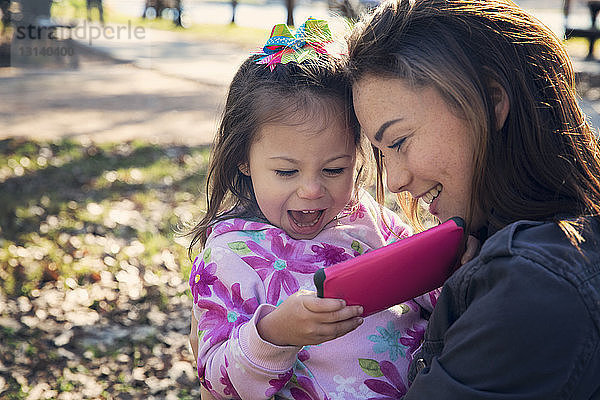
[297,178,325,199]
[385,160,411,193]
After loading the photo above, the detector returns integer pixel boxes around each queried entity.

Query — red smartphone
[314,217,465,317]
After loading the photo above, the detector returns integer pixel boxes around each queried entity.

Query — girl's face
[242,110,357,240]
[353,75,481,228]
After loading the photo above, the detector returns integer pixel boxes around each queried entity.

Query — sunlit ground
[0,138,210,399]
[1,138,211,295]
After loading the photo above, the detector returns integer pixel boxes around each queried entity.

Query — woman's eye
[275,170,297,177]
[323,168,345,176]
[388,137,407,152]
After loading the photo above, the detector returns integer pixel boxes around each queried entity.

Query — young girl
[187,18,437,399]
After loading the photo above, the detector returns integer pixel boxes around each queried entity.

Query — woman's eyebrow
[374,118,404,142]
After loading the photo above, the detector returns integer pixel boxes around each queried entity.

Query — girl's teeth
[423,184,442,205]
[290,210,323,226]
[296,220,318,227]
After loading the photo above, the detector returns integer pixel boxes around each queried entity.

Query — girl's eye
[323,168,345,176]
[275,170,297,177]
[388,137,407,152]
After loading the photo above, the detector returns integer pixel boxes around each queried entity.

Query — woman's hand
[461,235,481,265]
[256,290,363,347]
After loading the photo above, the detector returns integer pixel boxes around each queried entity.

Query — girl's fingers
[323,305,363,323]
[302,294,363,323]
[262,291,365,346]
[302,291,347,313]
[318,316,364,340]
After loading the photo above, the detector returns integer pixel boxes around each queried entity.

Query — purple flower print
[400,324,426,362]
[219,356,241,399]
[242,234,318,304]
[364,361,407,399]
[311,243,352,267]
[349,203,367,222]
[195,281,259,346]
[298,348,310,362]
[290,376,328,400]
[295,348,313,377]
[264,226,290,241]
[211,218,266,237]
[265,369,293,397]
[203,377,228,399]
[405,299,420,313]
[210,218,247,237]
[189,256,218,300]
[428,288,441,308]
[381,219,394,242]
[381,217,411,242]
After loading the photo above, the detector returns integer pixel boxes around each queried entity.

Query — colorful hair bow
[255,18,337,71]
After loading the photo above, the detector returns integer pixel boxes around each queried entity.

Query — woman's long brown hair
[346,0,600,242]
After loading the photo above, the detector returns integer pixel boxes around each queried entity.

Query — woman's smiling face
[353,75,481,228]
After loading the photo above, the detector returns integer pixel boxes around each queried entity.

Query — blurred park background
[1,0,600,398]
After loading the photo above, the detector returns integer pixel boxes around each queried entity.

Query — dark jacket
[405,218,600,399]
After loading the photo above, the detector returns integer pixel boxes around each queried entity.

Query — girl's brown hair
[346,0,600,240]
[187,54,366,258]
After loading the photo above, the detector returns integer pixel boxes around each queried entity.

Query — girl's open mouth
[288,209,325,228]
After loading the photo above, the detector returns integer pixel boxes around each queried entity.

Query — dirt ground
[0,41,226,146]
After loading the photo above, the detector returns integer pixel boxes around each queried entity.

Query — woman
[347,0,600,398]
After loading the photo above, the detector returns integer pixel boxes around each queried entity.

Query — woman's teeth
[422,184,442,205]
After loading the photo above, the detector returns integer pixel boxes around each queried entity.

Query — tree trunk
[231,0,238,23]
[286,0,294,26]
[563,0,571,18]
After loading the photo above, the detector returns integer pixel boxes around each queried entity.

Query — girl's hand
[461,235,481,265]
[256,290,363,347]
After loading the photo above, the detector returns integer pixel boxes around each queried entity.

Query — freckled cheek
[435,159,466,190]
[440,157,475,213]
[416,136,469,180]
[406,148,443,178]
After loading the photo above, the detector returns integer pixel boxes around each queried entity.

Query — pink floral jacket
[189,191,439,399]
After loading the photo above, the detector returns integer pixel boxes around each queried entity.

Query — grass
[0,138,211,297]
[0,137,415,298]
